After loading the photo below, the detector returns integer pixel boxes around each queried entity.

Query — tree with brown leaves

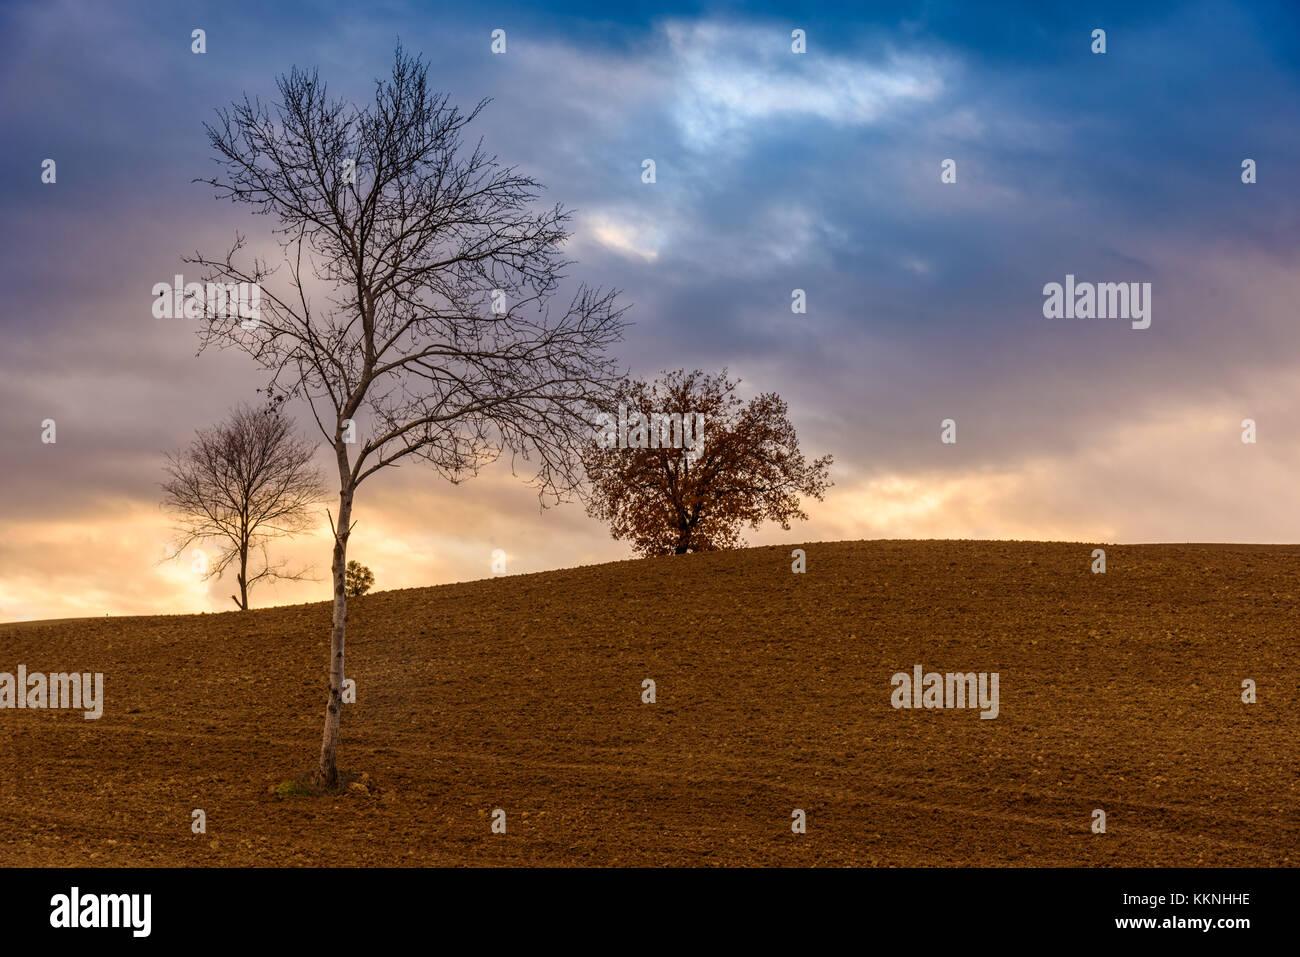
[583,370,832,556]
[161,404,324,610]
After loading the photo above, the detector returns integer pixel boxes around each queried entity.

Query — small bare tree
[161,403,324,609]
[189,45,628,787]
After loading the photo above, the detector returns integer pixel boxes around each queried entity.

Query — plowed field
[1,540,1295,866]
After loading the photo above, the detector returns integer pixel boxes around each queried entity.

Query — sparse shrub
[274,768,367,798]
[345,560,374,598]
[275,779,317,799]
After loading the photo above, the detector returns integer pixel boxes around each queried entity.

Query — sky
[2,0,1299,621]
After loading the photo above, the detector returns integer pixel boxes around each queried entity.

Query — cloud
[662,20,945,148]
[581,210,664,262]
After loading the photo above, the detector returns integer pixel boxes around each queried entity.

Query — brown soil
[1,540,1295,866]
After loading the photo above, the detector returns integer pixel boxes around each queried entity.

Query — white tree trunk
[317,482,353,787]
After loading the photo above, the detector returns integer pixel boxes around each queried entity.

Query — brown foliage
[583,370,832,556]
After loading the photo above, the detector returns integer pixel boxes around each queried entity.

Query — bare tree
[583,370,833,556]
[161,403,325,609]
[188,45,628,787]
